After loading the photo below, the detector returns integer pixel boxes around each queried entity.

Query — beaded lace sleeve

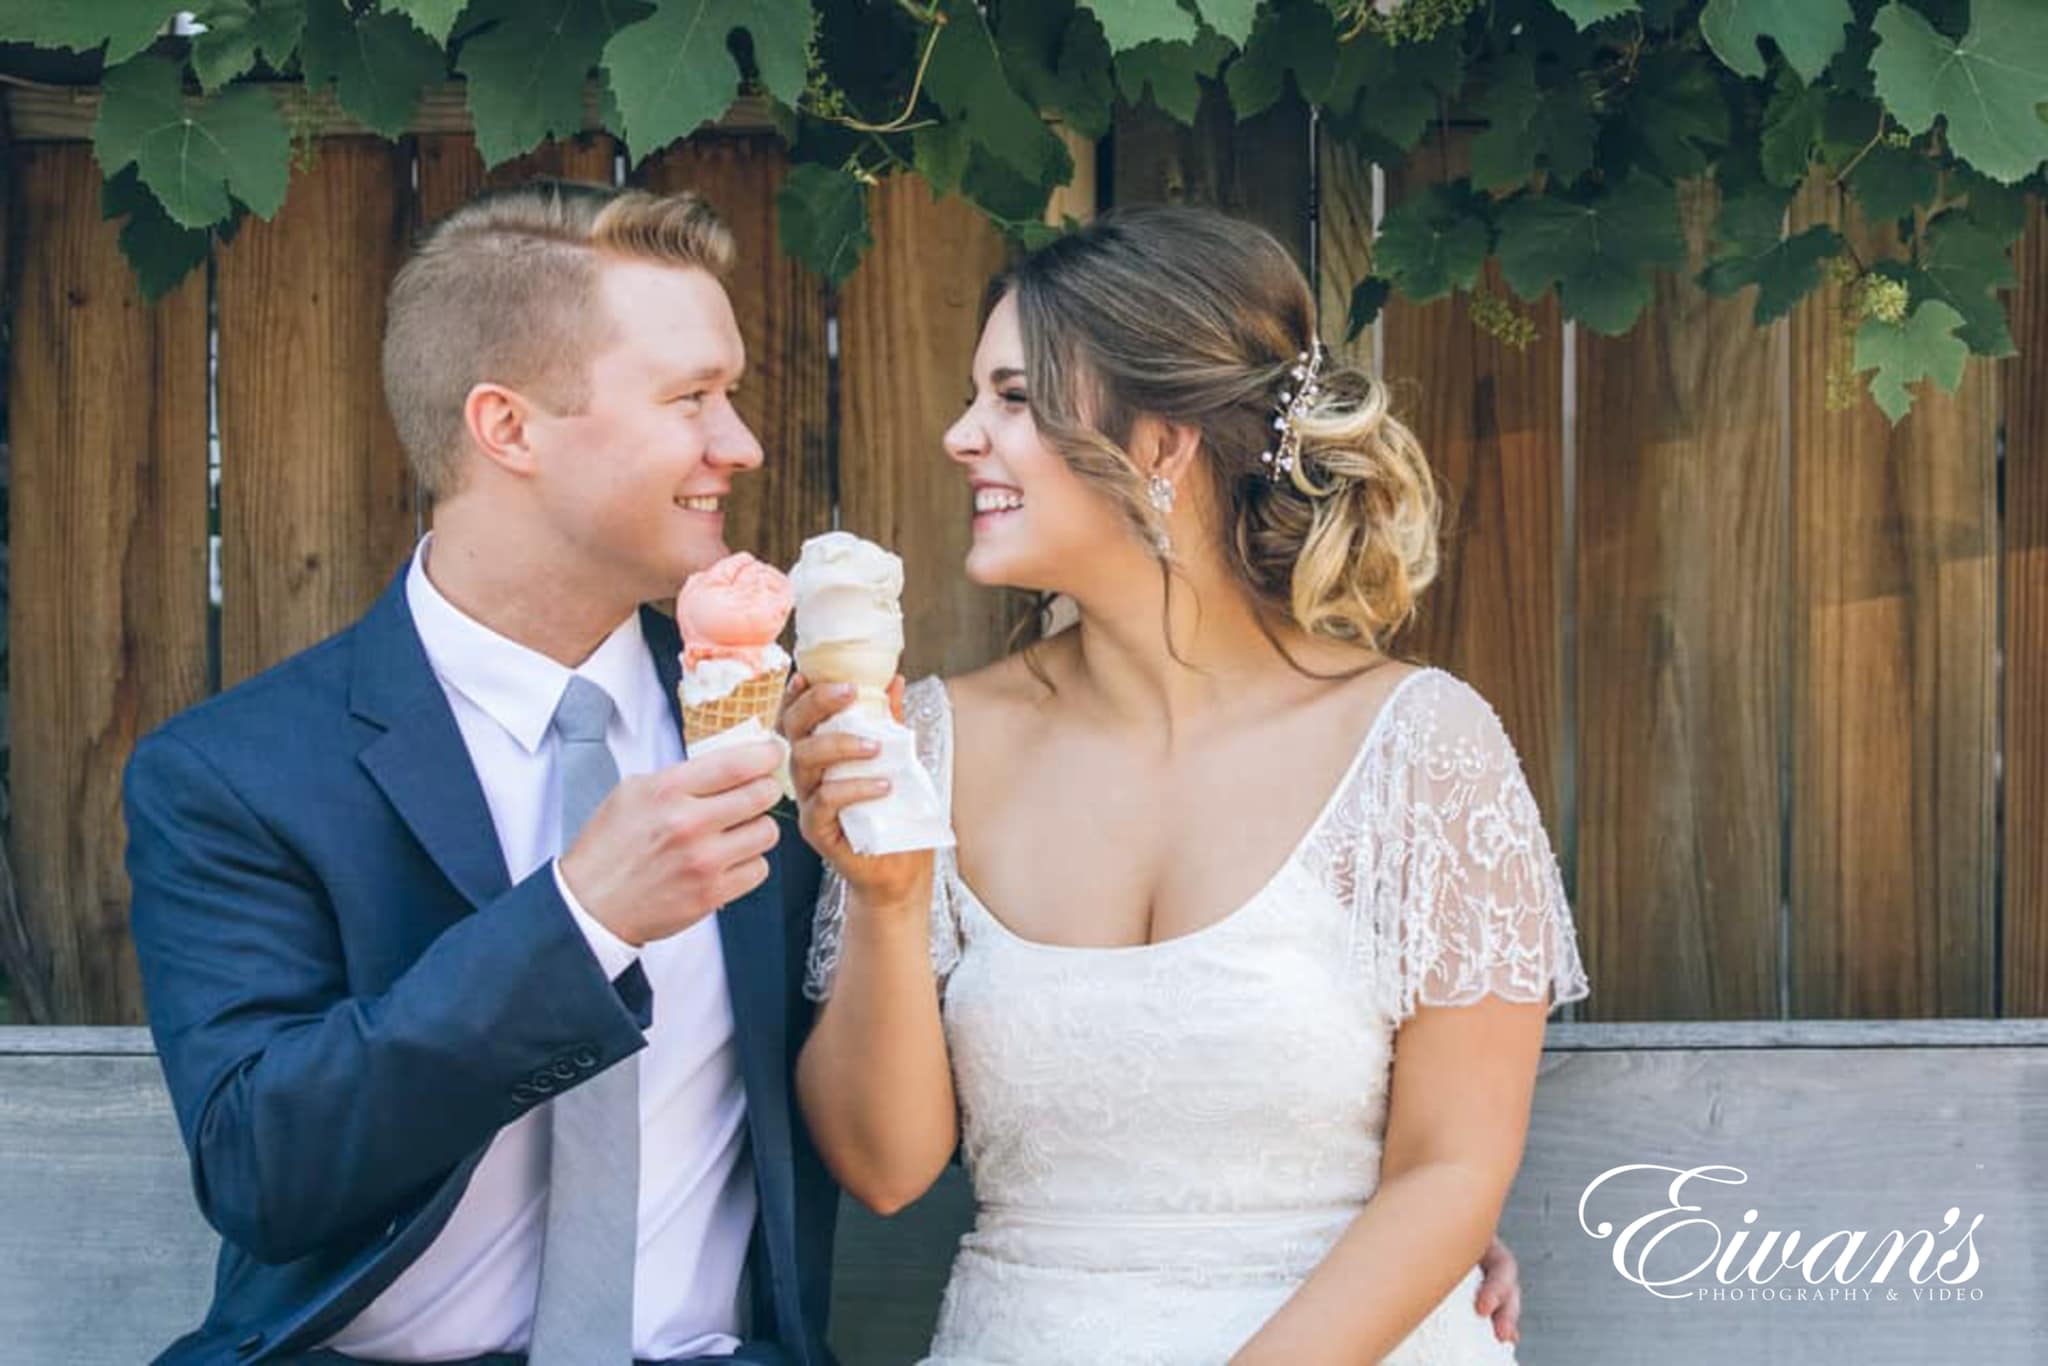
[800,675,964,1002]
[1308,670,1592,1021]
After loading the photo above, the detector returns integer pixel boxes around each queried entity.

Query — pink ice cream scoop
[677,552,794,670]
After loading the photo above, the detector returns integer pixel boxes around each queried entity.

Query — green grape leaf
[458,0,642,167]
[603,0,813,162]
[1759,67,1825,187]
[379,0,466,43]
[1699,222,1842,324]
[998,3,1118,141]
[1545,0,1638,30]
[101,165,216,302]
[1846,141,1938,223]
[776,162,873,283]
[1496,175,1686,334]
[1192,0,1258,48]
[189,0,307,93]
[1946,164,2029,244]
[1916,215,2018,357]
[1618,49,1732,180]
[95,55,292,227]
[301,0,445,138]
[1467,53,1598,191]
[1114,32,1232,125]
[1346,276,1392,341]
[1225,0,1338,120]
[912,121,972,198]
[1700,0,1853,83]
[1080,0,1197,54]
[0,0,180,63]
[927,0,1072,184]
[1711,176,1794,256]
[1871,0,2048,184]
[1324,26,1465,156]
[1853,298,1967,423]
[1375,181,1491,302]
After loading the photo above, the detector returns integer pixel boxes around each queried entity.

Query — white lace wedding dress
[805,668,1591,1365]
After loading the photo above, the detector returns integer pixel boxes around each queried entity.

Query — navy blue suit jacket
[124,562,838,1364]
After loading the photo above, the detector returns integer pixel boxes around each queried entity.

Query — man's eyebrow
[670,363,746,385]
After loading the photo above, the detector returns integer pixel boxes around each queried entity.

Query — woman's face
[943,293,1136,592]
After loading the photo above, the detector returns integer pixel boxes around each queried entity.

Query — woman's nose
[943,410,985,463]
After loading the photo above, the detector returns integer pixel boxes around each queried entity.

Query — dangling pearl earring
[1146,474,1175,554]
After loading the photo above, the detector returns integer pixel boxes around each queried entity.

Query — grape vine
[1,0,2042,422]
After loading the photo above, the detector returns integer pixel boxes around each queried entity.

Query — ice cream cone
[681,664,790,749]
[794,639,898,709]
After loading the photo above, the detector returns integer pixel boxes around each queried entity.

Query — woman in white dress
[783,206,1592,1364]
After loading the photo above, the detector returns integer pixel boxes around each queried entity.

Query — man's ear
[462,381,540,476]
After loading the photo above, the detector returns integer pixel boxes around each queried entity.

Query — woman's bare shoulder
[937,634,1073,741]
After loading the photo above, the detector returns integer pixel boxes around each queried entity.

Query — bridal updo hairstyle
[998,205,1440,661]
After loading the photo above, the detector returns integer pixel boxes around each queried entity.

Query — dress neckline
[931,664,1441,957]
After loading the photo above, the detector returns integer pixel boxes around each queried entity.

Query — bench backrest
[3,1023,2042,1363]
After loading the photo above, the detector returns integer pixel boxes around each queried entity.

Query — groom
[124,183,836,1364]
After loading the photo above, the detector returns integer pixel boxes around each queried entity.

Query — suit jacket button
[531,1072,557,1094]
[551,1060,578,1081]
[574,1047,598,1069]
[512,1083,537,1104]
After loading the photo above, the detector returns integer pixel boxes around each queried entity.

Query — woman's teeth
[677,496,723,513]
[974,490,1024,514]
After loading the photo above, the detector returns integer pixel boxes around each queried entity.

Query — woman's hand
[780,672,934,914]
[1475,1233,1522,1345]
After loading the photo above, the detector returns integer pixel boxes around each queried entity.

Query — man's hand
[1475,1233,1522,1345]
[558,740,785,946]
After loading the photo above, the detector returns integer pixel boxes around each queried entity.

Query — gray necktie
[530,675,637,1364]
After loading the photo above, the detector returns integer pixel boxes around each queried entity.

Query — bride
[783,206,1590,1363]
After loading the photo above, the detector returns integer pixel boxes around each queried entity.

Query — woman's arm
[786,675,960,1214]
[1230,993,1550,1364]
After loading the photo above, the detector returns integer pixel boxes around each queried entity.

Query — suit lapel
[352,564,512,911]
[646,606,805,1342]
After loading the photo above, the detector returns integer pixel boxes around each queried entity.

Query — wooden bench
[4,1022,2043,1363]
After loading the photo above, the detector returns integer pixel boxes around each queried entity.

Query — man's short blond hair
[381,181,736,498]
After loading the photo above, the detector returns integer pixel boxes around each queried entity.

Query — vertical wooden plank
[1574,179,1787,1021]
[637,137,831,583]
[1788,178,1999,1018]
[6,144,210,1023]
[415,132,619,227]
[1045,124,1099,226]
[838,175,1022,680]
[2006,199,2048,1017]
[1345,133,1568,850]
[1111,85,1312,267]
[215,139,416,687]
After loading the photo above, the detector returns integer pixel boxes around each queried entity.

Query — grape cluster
[1468,288,1540,351]
[1356,0,1483,45]
[1855,275,1910,325]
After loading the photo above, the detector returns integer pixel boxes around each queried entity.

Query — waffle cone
[681,664,790,747]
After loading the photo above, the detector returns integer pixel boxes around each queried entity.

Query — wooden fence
[2,86,2042,1028]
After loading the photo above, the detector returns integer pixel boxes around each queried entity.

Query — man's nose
[708,400,765,469]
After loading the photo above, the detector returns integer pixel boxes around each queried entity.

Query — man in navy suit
[125,182,844,1365]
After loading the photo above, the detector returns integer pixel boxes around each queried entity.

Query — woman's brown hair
[994,205,1440,676]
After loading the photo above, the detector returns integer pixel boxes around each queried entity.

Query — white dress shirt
[323,535,756,1361]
